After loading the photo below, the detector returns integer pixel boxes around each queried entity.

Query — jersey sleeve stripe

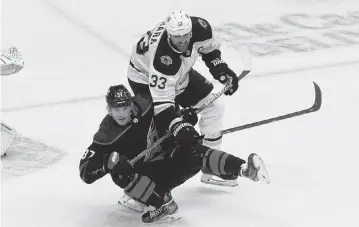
[153,102,175,115]
[130,61,144,74]
[154,101,175,106]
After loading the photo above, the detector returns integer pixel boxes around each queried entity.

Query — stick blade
[237,45,252,81]
[311,82,322,112]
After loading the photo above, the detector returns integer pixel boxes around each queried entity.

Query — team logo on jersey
[198,19,208,29]
[160,55,172,66]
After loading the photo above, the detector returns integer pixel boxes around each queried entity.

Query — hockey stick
[129,46,252,166]
[151,82,322,162]
[129,78,234,166]
[220,81,322,135]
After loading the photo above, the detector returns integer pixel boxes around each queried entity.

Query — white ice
[1,0,359,226]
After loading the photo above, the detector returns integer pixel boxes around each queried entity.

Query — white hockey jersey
[128,17,221,112]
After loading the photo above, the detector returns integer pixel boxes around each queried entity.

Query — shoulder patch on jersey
[153,33,181,76]
[190,17,213,42]
[160,55,172,66]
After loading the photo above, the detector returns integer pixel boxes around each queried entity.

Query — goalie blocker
[79,84,269,225]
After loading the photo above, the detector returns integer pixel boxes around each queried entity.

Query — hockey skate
[200,173,238,187]
[118,193,147,212]
[240,153,270,184]
[141,193,180,225]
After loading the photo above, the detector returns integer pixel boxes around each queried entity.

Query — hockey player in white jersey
[127,10,239,186]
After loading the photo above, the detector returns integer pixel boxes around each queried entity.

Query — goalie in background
[1,46,24,76]
[1,46,23,156]
[79,84,269,225]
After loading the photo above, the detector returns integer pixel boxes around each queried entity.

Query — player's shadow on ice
[86,204,143,227]
[190,186,232,195]
[84,189,232,226]
[175,186,233,210]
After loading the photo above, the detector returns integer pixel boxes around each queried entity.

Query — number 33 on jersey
[150,75,167,89]
[129,16,218,116]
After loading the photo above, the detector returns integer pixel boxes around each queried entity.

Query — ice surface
[1,0,359,226]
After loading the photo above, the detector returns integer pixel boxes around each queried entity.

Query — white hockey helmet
[165,10,192,36]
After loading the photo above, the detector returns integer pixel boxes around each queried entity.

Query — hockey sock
[223,155,246,175]
[124,174,164,208]
[146,191,166,209]
[203,149,246,176]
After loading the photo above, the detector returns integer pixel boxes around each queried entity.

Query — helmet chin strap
[167,36,185,53]
[130,104,139,120]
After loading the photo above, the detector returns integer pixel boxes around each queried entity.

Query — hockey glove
[209,58,238,96]
[170,119,201,148]
[106,151,134,176]
[181,107,198,126]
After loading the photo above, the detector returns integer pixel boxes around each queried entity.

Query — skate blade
[201,176,238,187]
[118,200,145,213]
[252,155,270,184]
[142,215,181,225]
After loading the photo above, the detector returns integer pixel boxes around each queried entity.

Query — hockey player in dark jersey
[79,84,269,224]
[127,10,240,186]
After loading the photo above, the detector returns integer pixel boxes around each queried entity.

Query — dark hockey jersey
[128,16,222,131]
[79,94,162,184]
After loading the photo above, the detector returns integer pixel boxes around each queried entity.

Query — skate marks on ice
[215,10,359,80]
[214,11,359,57]
[250,59,359,79]
[1,132,65,181]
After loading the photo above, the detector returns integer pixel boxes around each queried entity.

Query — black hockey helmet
[106,84,133,107]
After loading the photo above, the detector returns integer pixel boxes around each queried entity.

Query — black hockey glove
[209,58,238,96]
[170,119,201,148]
[105,151,134,176]
[181,107,198,126]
